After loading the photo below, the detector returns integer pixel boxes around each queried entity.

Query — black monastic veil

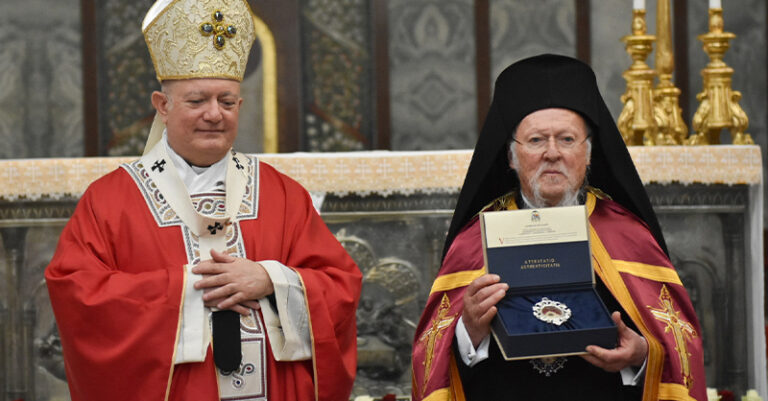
[444,54,667,258]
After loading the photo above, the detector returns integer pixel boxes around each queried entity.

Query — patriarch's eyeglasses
[512,135,590,151]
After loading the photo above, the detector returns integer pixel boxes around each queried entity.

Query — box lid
[480,205,593,294]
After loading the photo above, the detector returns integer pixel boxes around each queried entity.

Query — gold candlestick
[654,0,687,145]
[688,8,753,145]
[618,9,663,146]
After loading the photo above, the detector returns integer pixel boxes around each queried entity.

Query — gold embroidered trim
[586,185,612,201]
[294,271,320,401]
[422,388,450,401]
[614,260,683,285]
[448,354,467,401]
[429,268,486,294]
[586,190,597,215]
[589,225,664,401]
[164,268,187,401]
[658,382,698,401]
[485,186,600,213]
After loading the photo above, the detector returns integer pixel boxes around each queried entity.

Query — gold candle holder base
[655,84,686,145]
[618,10,662,146]
[654,0,687,145]
[688,8,753,145]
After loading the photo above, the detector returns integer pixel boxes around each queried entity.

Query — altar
[0,146,764,400]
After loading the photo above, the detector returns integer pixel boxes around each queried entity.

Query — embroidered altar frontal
[481,206,617,360]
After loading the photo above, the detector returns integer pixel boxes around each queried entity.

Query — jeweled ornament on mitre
[142,0,257,82]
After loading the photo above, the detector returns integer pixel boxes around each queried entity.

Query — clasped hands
[192,249,274,316]
[462,273,648,372]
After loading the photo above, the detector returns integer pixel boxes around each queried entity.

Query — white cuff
[620,356,648,386]
[455,315,490,367]
[258,260,312,361]
[175,264,210,364]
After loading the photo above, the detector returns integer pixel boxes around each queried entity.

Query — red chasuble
[46,157,361,401]
[411,190,706,401]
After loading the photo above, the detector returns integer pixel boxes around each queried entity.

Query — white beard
[521,180,584,209]
[511,153,586,209]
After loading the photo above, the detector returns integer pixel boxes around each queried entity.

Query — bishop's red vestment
[46,155,361,401]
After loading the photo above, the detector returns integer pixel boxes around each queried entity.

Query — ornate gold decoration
[618,9,666,146]
[143,0,257,82]
[687,8,753,145]
[417,294,456,397]
[648,284,698,389]
[253,13,279,153]
[199,10,238,50]
[654,0,687,145]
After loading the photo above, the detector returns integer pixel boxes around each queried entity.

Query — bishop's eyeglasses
[512,134,590,152]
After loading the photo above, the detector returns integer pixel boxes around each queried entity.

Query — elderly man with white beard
[411,55,706,401]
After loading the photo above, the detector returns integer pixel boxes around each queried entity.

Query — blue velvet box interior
[491,286,617,360]
[486,240,617,360]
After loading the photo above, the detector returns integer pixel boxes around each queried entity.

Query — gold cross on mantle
[418,293,456,397]
[648,284,698,389]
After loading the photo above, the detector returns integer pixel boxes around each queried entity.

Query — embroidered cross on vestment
[233,156,244,170]
[208,222,224,235]
[417,293,456,397]
[152,159,166,173]
[648,284,698,389]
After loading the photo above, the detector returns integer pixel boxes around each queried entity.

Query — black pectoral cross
[233,156,244,170]
[152,159,166,173]
[207,222,224,235]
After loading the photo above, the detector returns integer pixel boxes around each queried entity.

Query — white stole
[141,142,270,399]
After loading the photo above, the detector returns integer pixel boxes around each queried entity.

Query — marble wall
[388,0,478,150]
[0,0,83,159]
[490,0,577,92]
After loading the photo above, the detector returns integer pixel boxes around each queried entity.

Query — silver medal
[532,297,571,326]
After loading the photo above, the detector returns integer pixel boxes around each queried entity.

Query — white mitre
[143,0,257,82]
[141,0,258,153]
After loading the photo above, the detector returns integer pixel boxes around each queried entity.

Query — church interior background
[1,0,767,400]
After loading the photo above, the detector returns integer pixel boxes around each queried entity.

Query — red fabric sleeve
[45,171,186,401]
[254,163,362,401]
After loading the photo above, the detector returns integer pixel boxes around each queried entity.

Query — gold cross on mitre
[418,293,456,396]
[200,9,237,50]
[648,284,698,389]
